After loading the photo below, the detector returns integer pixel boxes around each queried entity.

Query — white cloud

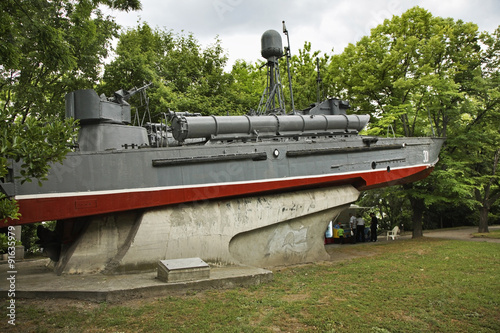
[104,0,500,69]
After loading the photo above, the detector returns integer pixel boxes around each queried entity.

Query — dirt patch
[19,298,102,311]
[324,242,384,262]
[424,226,500,243]
[17,296,154,312]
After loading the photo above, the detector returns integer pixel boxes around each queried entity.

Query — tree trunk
[410,196,425,238]
[478,206,489,233]
[476,149,500,234]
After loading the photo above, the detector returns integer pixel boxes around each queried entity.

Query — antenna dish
[261,30,283,60]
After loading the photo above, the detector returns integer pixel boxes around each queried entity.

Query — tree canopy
[100,23,241,119]
[0,0,141,222]
[328,7,499,234]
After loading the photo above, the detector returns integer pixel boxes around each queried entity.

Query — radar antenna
[257,29,286,114]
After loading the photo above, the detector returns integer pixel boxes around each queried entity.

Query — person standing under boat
[370,212,378,242]
[349,213,357,244]
[356,214,366,242]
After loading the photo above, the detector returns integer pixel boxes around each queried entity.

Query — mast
[316,58,323,103]
[283,21,296,114]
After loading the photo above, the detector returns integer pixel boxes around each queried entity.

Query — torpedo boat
[1,27,444,274]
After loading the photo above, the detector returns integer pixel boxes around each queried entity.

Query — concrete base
[55,185,360,274]
[158,258,210,283]
[15,245,24,260]
[1,259,272,303]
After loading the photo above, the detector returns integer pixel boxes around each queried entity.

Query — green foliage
[357,187,412,230]
[327,7,478,138]
[440,27,500,231]
[326,6,499,231]
[0,232,8,253]
[0,193,20,223]
[0,0,141,222]
[101,23,238,119]
[229,59,266,113]
[279,41,331,111]
[101,0,141,11]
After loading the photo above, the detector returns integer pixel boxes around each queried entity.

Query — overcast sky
[104,0,500,68]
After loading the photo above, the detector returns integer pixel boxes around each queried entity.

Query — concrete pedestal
[55,185,360,274]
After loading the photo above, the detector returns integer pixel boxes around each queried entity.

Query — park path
[423,225,500,243]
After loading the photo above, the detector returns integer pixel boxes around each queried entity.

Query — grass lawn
[3,237,499,332]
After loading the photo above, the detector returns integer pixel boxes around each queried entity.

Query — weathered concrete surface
[229,205,348,267]
[56,185,360,274]
[55,211,141,275]
[0,259,272,303]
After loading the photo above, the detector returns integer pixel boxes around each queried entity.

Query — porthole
[371,161,377,169]
[273,149,280,158]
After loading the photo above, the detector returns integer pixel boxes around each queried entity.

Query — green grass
[3,238,500,332]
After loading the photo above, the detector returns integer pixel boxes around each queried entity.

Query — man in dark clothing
[370,212,378,242]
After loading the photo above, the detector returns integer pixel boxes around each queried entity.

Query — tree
[326,7,492,237]
[0,0,141,222]
[470,28,500,232]
[429,26,500,233]
[279,42,330,111]
[229,59,266,114]
[446,87,500,233]
[357,187,412,231]
[101,23,236,121]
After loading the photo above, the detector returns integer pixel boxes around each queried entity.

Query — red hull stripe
[10,164,432,225]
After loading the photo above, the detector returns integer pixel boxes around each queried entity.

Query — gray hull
[7,135,443,225]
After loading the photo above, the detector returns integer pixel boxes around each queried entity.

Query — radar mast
[257,29,286,114]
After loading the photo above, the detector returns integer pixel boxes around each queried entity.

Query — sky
[104,0,500,69]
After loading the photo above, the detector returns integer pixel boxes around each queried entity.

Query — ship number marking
[423,150,429,163]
